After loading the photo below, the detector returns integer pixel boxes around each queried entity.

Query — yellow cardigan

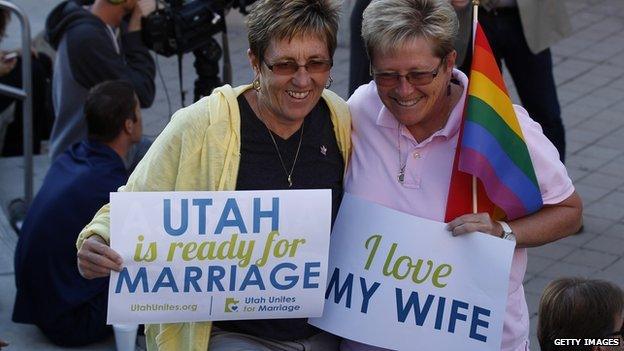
[76,84,352,351]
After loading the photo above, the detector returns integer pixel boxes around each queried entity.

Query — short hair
[538,277,624,351]
[246,0,340,63]
[84,80,137,143]
[362,0,458,61]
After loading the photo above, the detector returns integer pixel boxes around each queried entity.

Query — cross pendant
[288,175,292,188]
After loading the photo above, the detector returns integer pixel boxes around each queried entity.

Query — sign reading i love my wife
[308,194,515,351]
[107,190,331,324]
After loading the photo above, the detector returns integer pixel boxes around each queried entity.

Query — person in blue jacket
[12,80,142,346]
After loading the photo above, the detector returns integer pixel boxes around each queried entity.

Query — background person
[75,0,351,350]
[0,8,54,157]
[343,0,582,350]
[45,0,156,160]
[454,0,570,162]
[12,80,141,347]
[538,277,624,351]
[347,0,372,96]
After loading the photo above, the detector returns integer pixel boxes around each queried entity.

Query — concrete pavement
[1,0,624,349]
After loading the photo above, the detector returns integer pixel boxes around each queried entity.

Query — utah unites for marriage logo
[225,297,240,312]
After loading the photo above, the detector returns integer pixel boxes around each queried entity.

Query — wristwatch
[497,221,516,242]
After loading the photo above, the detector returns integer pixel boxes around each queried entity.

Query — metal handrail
[0,82,27,99]
[0,0,32,207]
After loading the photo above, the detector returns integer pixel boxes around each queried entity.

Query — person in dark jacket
[45,0,155,160]
[12,80,142,347]
[0,8,54,157]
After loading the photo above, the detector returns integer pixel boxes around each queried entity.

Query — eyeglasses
[371,59,445,87]
[264,59,333,75]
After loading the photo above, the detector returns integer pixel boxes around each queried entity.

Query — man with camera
[45,0,156,161]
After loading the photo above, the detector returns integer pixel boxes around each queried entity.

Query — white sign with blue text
[308,194,514,351]
[107,190,331,324]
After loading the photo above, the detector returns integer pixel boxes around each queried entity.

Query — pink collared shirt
[342,69,574,351]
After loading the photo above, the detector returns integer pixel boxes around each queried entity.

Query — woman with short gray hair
[343,0,582,350]
[246,0,339,65]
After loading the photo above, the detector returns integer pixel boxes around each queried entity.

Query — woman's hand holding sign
[445,213,503,238]
[78,235,123,279]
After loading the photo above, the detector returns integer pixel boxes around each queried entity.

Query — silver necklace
[397,124,406,184]
[256,99,304,188]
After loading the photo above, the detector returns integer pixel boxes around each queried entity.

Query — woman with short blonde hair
[361,0,457,60]
[343,0,582,350]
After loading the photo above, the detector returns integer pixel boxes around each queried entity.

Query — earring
[447,83,451,96]
[252,77,261,91]
[325,76,334,89]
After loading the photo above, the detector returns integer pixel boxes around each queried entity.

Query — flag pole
[472,0,480,35]
[470,0,480,214]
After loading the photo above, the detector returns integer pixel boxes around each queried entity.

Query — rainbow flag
[454,23,543,221]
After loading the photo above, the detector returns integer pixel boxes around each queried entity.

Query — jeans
[40,289,111,347]
[348,0,373,96]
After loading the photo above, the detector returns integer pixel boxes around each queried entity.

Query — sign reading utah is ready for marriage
[107,190,331,324]
[309,194,515,351]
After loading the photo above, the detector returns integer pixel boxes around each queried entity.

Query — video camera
[142,0,256,57]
